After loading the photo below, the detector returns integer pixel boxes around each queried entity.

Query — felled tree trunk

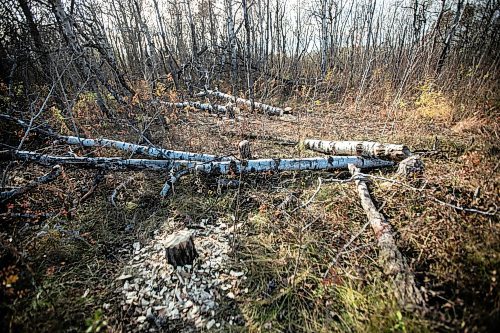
[161,101,228,114]
[164,230,198,267]
[11,150,394,174]
[348,164,424,309]
[198,90,290,116]
[304,139,411,161]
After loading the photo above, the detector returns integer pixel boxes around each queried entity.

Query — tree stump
[164,230,198,267]
[239,140,252,160]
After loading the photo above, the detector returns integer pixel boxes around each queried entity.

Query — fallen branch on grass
[304,139,411,161]
[0,165,62,203]
[197,90,290,116]
[348,164,424,309]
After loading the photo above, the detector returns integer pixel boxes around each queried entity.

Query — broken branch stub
[304,139,411,161]
[348,164,424,309]
[164,230,198,267]
[396,156,424,179]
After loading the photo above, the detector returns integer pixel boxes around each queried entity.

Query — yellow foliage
[50,106,71,134]
[415,82,453,122]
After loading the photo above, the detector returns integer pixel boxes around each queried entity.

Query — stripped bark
[348,164,424,309]
[304,140,411,161]
[197,90,289,116]
[0,165,62,203]
[10,151,394,174]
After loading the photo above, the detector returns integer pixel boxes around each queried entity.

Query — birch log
[348,164,424,309]
[0,114,231,162]
[10,151,394,174]
[161,101,228,114]
[304,140,411,161]
[197,90,288,116]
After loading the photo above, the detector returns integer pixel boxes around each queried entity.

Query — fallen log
[304,139,411,161]
[1,114,232,162]
[10,150,394,174]
[0,165,62,203]
[161,101,228,114]
[348,164,424,309]
[197,90,289,116]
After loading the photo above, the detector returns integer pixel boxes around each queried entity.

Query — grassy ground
[0,93,498,332]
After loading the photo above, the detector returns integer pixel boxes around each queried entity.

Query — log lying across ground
[197,90,290,116]
[304,139,411,161]
[10,150,394,174]
[348,164,424,309]
[0,114,233,162]
[161,101,228,114]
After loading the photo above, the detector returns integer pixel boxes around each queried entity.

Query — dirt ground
[0,97,498,332]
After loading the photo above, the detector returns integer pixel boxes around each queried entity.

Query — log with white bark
[197,90,290,116]
[304,140,411,161]
[58,136,232,162]
[161,101,228,114]
[0,165,62,203]
[348,164,424,309]
[10,151,394,174]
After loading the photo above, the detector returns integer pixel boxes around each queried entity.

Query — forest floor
[0,94,499,332]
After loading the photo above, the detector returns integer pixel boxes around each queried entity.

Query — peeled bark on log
[0,165,62,203]
[164,229,198,267]
[396,156,424,179]
[304,140,411,161]
[238,140,252,159]
[348,164,424,309]
[10,151,394,174]
[197,90,288,116]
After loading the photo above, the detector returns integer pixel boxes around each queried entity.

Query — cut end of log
[164,229,198,268]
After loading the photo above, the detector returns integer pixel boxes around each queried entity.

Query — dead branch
[348,164,424,310]
[0,165,62,203]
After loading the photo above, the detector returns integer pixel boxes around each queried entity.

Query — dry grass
[0,90,499,332]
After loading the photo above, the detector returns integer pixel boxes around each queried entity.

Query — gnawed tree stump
[396,156,424,179]
[304,139,411,161]
[348,164,424,310]
[239,140,252,159]
[164,230,198,267]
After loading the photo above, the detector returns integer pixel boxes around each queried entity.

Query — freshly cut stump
[164,230,198,267]
[239,140,252,159]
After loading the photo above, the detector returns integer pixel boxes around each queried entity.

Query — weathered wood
[238,140,252,159]
[396,156,424,179]
[11,150,394,174]
[348,164,424,309]
[160,170,189,197]
[0,165,62,203]
[197,90,289,116]
[164,230,198,267]
[304,139,411,161]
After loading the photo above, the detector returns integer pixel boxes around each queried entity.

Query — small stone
[137,316,147,323]
[133,242,141,251]
[206,319,216,330]
[230,270,244,277]
[117,274,133,281]
[184,300,193,308]
[226,292,235,299]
